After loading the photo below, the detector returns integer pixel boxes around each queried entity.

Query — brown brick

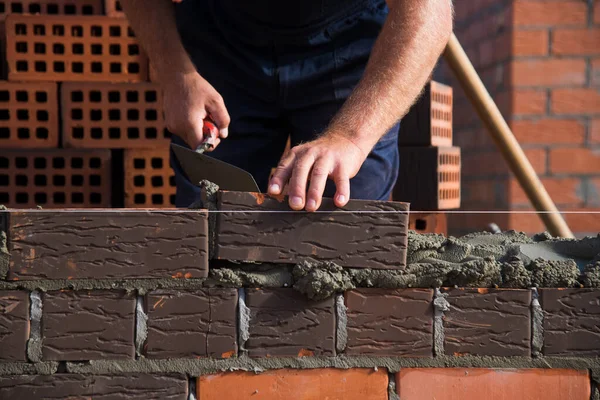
[550,147,600,174]
[398,81,453,147]
[0,1,103,15]
[245,289,335,357]
[397,369,591,400]
[0,290,28,361]
[511,118,585,145]
[345,289,433,356]
[553,27,600,56]
[5,15,148,82]
[409,212,447,235]
[124,149,176,208]
[42,290,135,360]
[104,0,123,17]
[510,59,586,87]
[443,288,531,357]
[514,2,587,26]
[216,191,409,269]
[393,146,461,210]
[0,82,58,148]
[61,82,169,148]
[540,289,600,357]
[552,88,600,115]
[513,29,549,56]
[511,89,548,116]
[0,149,111,208]
[0,374,188,399]
[146,289,237,359]
[509,177,584,207]
[8,210,209,280]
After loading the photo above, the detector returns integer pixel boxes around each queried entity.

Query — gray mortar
[189,180,219,259]
[293,259,353,300]
[135,295,148,358]
[237,288,249,353]
[42,356,600,376]
[335,294,347,354]
[388,372,400,400]
[205,264,293,288]
[0,231,8,280]
[433,289,449,356]
[27,291,43,362]
[531,288,543,357]
[583,261,600,287]
[0,362,57,376]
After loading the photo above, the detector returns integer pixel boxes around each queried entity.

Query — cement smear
[531,288,543,357]
[335,294,347,353]
[27,291,42,362]
[293,260,353,300]
[0,230,8,280]
[189,180,219,258]
[237,288,249,352]
[433,289,449,356]
[135,296,148,358]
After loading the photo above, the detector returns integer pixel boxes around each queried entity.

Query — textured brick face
[245,289,335,357]
[345,289,433,356]
[124,149,176,208]
[443,289,531,356]
[0,291,29,362]
[0,1,103,15]
[0,374,188,400]
[541,288,600,357]
[0,82,58,148]
[216,191,409,269]
[8,210,209,280]
[146,289,237,359]
[42,290,135,360]
[61,82,169,148]
[5,15,148,82]
[0,149,111,208]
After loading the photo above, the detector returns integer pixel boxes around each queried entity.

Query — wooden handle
[443,33,574,238]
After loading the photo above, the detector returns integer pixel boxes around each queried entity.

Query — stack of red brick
[0,0,175,209]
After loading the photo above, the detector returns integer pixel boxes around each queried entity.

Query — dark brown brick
[0,1,103,15]
[42,290,135,360]
[5,15,148,82]
[0,149,111,208]
[443,288,531,356]
[245,288,335,357]
[393,146,461,211]
[0,374,188,399]
[216,191,409,269]
[8,210,209,280]
[146,289,237,359]
[124,149,176,208]
[345,289,433,356]
[0,290,28,361]
[540,288,600,357]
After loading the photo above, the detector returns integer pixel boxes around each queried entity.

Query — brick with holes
[0,1,103,15]
[0,82,58,148]
[61,82,169,148]
[393,146,461,210]
[5,15,148,82]
[124,149,176,208]
[0,149,111,208]
[398,81,453,147]
[409,213,447,235]
[104,0,124,17]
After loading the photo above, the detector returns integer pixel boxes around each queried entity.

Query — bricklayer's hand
[268,134,368,212]
[162,72,230,151]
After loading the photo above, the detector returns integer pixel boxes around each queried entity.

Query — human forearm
[120,0,196,83]
[327,0,453,153]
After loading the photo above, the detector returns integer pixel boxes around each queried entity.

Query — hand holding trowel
[171,116,261,192]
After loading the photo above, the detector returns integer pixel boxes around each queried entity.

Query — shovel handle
[195,117,219,153]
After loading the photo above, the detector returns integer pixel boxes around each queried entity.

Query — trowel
[170,118,261,192]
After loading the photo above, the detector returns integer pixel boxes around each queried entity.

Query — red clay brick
[595,1,600,24]
[0,81,58,148]
[61,82,168,148]
[511,118,585,145]
[551,88,600,115]
[563,207,600,235]
[5,15,148,82]
[409,212,447,235]
[509,177,584,207]
[0,291,28,362]
[553,27,600,56]
[0,1,103,15]
[0,149,111,208]
[512,89,547,115]
[592,58,600,86]
[397,369,591,400]
[507,211,545,234]
[514,2,588,26]
[513,29,548,56]
[592,118,600,143]
[104,0,123,17]
[550,147,600,174]
[510,59,586,87]
[198,369,389,400]
[124,149,175,208]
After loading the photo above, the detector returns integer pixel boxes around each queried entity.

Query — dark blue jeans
[171,0,399,207]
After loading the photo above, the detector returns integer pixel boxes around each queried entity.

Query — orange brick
[592,119,600,143]
[512,89,547,115]
[592,58,600,86]
[595,1,600,24]
[511,59,586,87]
[564,207,600,235]
[514,2,587,26]
[511,118,585,144]
[508,211,546,233]
[553,28,600,56]
[552,88,600,114]
[550,147,600,174]
[524,148,548,174]
[397,369,590,400]
[509,177,584,207]
[513,29,549,56]
[197,369,388,400]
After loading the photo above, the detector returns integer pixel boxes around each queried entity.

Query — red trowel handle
[196,116,219,153]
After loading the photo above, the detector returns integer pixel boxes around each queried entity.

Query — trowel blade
[171,143,261,192]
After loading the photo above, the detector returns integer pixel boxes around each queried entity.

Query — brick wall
[439,0,600,237]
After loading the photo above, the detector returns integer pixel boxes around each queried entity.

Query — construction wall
[438,0,600,236]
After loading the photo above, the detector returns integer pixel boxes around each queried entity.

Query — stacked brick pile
[0,0,175,209]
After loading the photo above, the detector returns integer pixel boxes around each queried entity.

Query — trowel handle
[195,116,219,153]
